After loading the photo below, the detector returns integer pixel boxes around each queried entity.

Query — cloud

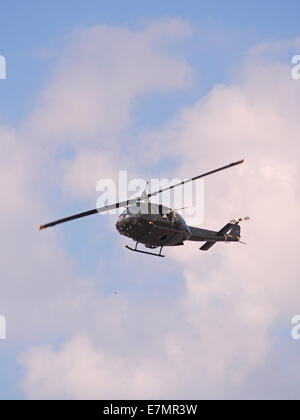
[0,19,193,336]
[25,18,193,143]
[3,19,300,399]
[138,44,300,395]
[21,18,193,199]
[19,336,163,399]
[0,18,195,398]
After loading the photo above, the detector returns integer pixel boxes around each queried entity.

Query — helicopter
[39,160,248,258]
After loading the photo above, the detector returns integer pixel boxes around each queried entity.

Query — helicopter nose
[116,217,128,233]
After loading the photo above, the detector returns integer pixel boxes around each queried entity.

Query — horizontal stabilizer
[200,241,216,251]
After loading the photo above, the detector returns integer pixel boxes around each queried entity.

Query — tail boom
[188,218,247,252]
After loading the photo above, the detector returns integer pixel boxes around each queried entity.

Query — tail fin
[227,223,241,240]
[200,222,234,251]
[200,217,249,251]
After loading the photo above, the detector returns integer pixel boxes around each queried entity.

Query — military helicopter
[39,160,248,257]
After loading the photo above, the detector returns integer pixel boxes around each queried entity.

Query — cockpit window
[179,215,191,233]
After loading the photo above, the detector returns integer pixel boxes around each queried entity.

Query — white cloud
[0,19,195,398]
[3,21,300,399]
[25,19,193,143]
[21,19,193,199]
[19,336,163,399]
[0,19,193,337]
[61,149,118,199]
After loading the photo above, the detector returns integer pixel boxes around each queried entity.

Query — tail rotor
[227,216,250,244]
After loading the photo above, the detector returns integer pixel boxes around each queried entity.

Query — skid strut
[124,242,165,258]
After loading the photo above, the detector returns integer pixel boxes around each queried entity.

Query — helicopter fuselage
[116,203,191,248]
[39,160,246,257]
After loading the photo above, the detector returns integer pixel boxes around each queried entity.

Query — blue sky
[1,0,300,124]
[1,1,300,400]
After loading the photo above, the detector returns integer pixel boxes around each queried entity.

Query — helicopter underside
[116,213,190,248]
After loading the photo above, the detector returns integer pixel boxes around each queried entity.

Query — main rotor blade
[39,159,244,230]
[39,198,137,230]
[147,159,244,199]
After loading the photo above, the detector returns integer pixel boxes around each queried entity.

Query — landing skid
[124,243,165,258]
